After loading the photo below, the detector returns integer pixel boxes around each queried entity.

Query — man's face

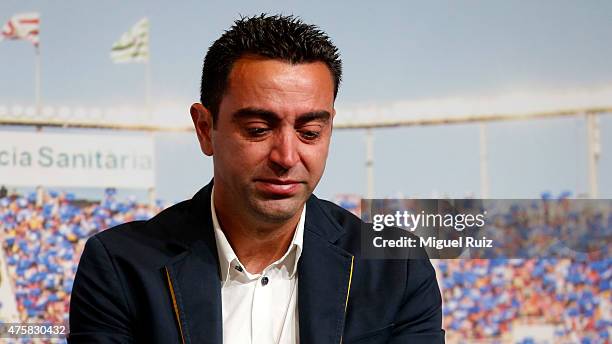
[192,56,335,223]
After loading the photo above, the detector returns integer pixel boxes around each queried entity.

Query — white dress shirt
[211,188,304,344]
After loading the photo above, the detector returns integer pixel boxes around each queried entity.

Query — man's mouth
[255,179,302,196]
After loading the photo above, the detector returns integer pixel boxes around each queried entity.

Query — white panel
[0,132,155,189]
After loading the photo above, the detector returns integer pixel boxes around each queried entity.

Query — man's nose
[269,129,299,172]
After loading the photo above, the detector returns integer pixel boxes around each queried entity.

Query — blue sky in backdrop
[1,1,611,201]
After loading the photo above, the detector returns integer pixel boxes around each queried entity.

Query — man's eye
[300,130,320,140]
[246,127,269,137]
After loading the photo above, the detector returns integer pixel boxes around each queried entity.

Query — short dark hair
[200,14,342,122]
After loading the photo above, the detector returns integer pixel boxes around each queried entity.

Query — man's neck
[213,203,302,275]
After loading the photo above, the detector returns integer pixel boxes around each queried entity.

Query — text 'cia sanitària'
[0,146,153,170]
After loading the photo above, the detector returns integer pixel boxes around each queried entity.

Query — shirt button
[261,277,269,286]
[234,265,243,272]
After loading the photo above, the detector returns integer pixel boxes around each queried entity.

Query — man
[69,14,444,344]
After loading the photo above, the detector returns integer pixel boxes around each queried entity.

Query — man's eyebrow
[231,108,331,125]
[295,111,331,126]
[231,108,281,123]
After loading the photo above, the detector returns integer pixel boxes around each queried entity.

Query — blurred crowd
[440,259,610,343]
[0,188,163,327]
[473,198,611,260]
[0,189,609,343]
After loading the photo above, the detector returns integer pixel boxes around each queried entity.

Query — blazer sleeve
[68,235,134,344]
[389,258,445,344]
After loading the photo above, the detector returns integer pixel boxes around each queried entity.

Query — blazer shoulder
[313,197,430,259]
[91,199,196,259]
[312,197,363,231]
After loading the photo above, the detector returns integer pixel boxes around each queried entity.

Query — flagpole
[144,17,152,121]
[35,45,41,117]
[144,20,155,208]
[146,58,156,209]
[145,56,152,120]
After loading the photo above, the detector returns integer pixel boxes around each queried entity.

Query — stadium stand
[0,189,163,328]
[439,259,610,343]
[0,189,609,343]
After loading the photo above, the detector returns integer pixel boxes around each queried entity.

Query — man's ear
[190,103,214,156]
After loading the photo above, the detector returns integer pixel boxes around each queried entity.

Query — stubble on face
[209,56,336,227]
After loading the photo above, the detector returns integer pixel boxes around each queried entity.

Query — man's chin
[250,197,305,223]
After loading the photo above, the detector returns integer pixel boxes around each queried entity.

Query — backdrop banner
[0,131,155,189]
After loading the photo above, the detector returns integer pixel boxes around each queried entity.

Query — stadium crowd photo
[2,2,612,343]
[0,188,609,343]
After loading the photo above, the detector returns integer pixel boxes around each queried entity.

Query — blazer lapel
[299,197,354,344]
[164,243,222,344]
[163,181,223,344]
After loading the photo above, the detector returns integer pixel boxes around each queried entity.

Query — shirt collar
[211,186,305,284]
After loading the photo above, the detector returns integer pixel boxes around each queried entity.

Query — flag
[111,18,149,63]
[0,12,40,47]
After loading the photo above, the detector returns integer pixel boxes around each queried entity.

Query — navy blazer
[69,182,444,343]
